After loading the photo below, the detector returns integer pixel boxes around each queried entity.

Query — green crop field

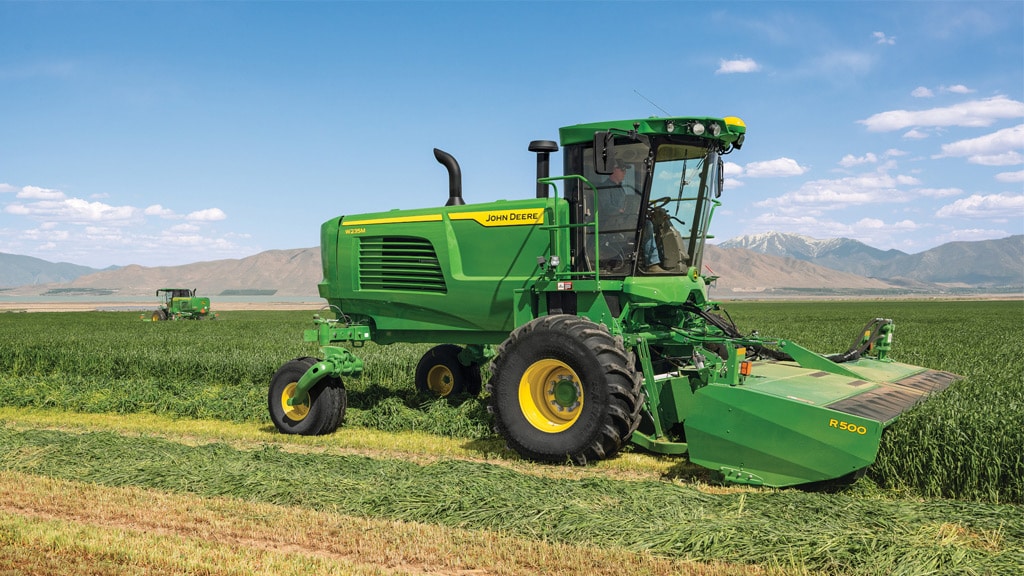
[0,300,1021,575]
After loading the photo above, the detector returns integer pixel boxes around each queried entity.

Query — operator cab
[562,125,726,278]
[158,288,195,304]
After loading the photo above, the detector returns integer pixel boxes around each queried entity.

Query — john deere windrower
[144,288,214,321]
[268,116,958,487]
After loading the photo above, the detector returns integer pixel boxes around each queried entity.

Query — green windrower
[267,116,959,488]
[142,288,215,321]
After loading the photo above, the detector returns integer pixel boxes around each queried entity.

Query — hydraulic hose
[825,318,890,364]
[684,305,890,365]
[682,302,795,361]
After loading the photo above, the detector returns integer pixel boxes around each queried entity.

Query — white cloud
[963,151,1024,166]
[943,84,975,94]
[0,182,252,266]
[16,185,65,200]
[84,226,127,241]
[716,58,761,74]
[21,227,69,241]
[916,187,963,198]
[936,124,1024,166]
[839,153,877,167]
[162,233,206,246]
[186,208,227,221]
[144,204,177,217]
[873,31,895,45]
[723,161,744,177]
[912,87,934,98]
[936,193,1024,219]
[747,213,917,243]
[860,96,1024,132]
[995,170,1024,183]
[5,197,138,223]
[743,158,808,178]
[754,168,926,212]
[932,228,1012,244]
[757,184,886,211]
[856,217,885,228]
[724,178,744,189]
[750,213,843,236]
[903,128,930,139]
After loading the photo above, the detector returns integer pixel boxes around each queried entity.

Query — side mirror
[716,157,724,197]
[593,131,615,174]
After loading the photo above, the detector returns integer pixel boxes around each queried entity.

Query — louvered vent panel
[358,237,446,293]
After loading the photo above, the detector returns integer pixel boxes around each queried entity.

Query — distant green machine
[268,116,959,487]
[146,288,214,321]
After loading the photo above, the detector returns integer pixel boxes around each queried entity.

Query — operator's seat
[648,206,689,272]
[658,226,689,271]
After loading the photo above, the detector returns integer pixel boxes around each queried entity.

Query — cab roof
[558,116,746,148]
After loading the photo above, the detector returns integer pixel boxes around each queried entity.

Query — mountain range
[1,233,1021,299]
[719,233,1023,287]
[0,252,115,288]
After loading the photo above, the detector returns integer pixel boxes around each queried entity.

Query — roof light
[666,121,675,133]
[691,122,705,136]
[724,116,746,129]
[709,123,721,137]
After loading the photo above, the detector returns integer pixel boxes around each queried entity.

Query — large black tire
[268,357,346,435]
[415,344,481,397]
[151,309,167,322]
[487,315,643,464]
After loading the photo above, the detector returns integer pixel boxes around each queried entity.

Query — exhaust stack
[434,148,464,206]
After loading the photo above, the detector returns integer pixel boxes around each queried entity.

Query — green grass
[0,302,1022,504]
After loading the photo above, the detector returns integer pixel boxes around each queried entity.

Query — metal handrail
[537,175,603,282]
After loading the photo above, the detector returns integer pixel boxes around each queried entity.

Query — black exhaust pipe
[434,148,464,206]
[528,140,558,198]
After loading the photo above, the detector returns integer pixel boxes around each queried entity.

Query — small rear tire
[415,344,480,397]
[269,357,346,435]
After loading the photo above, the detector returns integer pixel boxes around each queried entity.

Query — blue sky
[1,1,1022,268]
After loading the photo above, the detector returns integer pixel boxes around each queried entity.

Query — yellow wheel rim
[281,382,309,421]
[426,365,455,397]
[151,312,161,321]
[518,359,583,433]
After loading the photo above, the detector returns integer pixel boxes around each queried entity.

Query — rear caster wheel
[268,357,346,435]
